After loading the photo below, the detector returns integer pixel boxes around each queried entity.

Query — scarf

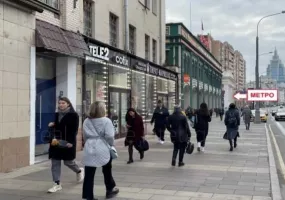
[58,107,71,122]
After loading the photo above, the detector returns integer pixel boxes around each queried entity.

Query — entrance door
[157,94,168,108]
[35,56,56,156]
[109,89,130,139]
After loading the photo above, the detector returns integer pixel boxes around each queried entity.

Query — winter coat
[125,112,144,144]
[151,106,169,129]
[241,108,252,124]
[167,111,191,143]
[224,108,240,140]
[194,110,212,134]
[82,117,115,167]
[49,111,79,161]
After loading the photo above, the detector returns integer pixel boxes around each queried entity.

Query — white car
[275,109,285,121]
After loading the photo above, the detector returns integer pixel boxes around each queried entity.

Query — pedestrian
[241,105,252,130]
[194,103,211,152]
[167,105,191,167]
[224,103,240,151]
[219,108,224,121]
[82,101,119,200]
[47,97,83,193]
[125,108,145,164]
[151,100,169,144]
[209,108,213,117]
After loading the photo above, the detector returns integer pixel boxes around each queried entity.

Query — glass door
[109,89,130,138]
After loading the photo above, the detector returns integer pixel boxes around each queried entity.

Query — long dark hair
[58,97,75,112]
[199,102,209,116]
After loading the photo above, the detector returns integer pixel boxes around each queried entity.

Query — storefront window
[131,70,146,117]
[84,58,108,113]
[145,74,157,120]
[109,63,130,89]
[168,80,176,113]
[157,77,168,94]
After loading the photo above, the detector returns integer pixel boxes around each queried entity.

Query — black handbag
[185,141,194,154]
[134,139,149,152]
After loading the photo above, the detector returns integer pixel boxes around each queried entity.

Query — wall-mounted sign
[180,27,220,70]
[89,45,109,61]
[148,65,159,75]
[115,55,128,66]
[159,69,170,79]
[169,73,177,81]
[133,61,148,72]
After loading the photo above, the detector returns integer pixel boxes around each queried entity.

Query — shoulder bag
[91,121,118,159]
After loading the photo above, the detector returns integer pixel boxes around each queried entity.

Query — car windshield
[277,109,285,112]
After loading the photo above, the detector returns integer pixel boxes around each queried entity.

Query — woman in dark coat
[125,108,145,164]
[194,103,211,152]
[47,97,82,193]
[224,103,240,151]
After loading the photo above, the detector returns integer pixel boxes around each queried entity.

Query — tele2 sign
[234,89,278,102]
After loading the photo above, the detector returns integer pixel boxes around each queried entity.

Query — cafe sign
[180,27,220,70]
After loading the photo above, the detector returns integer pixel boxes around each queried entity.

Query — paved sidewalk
[0,118,274,200]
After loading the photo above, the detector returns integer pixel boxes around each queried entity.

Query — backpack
[227,111,237,128]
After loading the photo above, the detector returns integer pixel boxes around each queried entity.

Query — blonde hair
[88,101,106,118]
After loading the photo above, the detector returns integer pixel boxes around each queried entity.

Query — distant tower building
[267,48,285,83]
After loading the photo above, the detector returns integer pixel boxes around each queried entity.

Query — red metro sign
[234,89,278,102]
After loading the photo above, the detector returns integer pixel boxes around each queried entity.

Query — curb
[265,123,283,200]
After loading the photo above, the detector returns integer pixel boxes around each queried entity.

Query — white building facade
[222,71,236,110]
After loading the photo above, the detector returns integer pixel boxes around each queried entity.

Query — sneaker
[106,188,119,199]
[160,140,164,144]
[47,184,62,193]
[201,147,205,152]
[77,168,84,183]
[178,162,185,167]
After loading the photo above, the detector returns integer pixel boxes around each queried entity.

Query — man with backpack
[224,103,240,151]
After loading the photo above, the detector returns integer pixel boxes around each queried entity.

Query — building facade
[0,0,178,172]
[234,50,246,90]
[166,23,223,110]
[266,48,285,83]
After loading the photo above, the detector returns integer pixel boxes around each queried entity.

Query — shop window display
[109,64,130,89]
[145,74,157,120]
[84,58,108,112]
[168,80,176,113]
[131,70,146,117]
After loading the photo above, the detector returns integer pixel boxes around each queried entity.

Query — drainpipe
[159,0,163,64]
[124,0,129,52]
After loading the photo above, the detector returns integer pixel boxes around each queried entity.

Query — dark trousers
[229,135,238,147]
[196,131,208,147]
[128,141,143,161]
[220,115,223,121]
[172,142,187,163]
[155,127,166,141]
[245,122,250,130]
[82,159,116,200]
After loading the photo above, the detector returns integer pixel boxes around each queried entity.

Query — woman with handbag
[125,108,145,164]
[47,97,83,193]
[194,103,211,152]
[167,105,191,167]
[82,101,119,200]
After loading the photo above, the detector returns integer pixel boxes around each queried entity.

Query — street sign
[247,89,278,102]
[233,89,278,102]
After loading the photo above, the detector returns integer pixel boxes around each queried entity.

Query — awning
[36,19,90,58]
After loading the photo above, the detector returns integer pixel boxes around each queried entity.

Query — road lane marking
[268,124,285,179]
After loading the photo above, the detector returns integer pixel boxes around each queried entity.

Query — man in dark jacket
[151,100,169,144]
[224,103,240,151]
[167,105,191,167]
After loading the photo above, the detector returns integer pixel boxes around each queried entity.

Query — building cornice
[5,0,44,13]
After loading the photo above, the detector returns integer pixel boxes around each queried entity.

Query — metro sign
[234,89,278,102]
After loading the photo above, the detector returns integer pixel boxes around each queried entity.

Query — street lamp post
[255,11,285,124]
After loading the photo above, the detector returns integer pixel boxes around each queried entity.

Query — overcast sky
[165,0,285,82]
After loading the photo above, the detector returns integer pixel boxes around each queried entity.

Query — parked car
[251,110,267,123]
[271,110,277,116]
[275,109,285,121]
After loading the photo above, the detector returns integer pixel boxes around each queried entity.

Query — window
[152,0,157,15]
[131,71,146,117]
[109,13,119,47]
[129,25,136,55]
[38,0,59,10]
[152,39,157,63]
[145,0,151,8]
[83,0,92,37]
[145,34,150,60]
[145,75,156,120]
[166,26,170,35]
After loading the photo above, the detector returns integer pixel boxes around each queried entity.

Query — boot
[139,151,144,160]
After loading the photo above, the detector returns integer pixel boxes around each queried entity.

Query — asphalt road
[265,108,285,198]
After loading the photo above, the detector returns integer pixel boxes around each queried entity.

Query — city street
[265,109,285,199]
[0,118,274,200]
